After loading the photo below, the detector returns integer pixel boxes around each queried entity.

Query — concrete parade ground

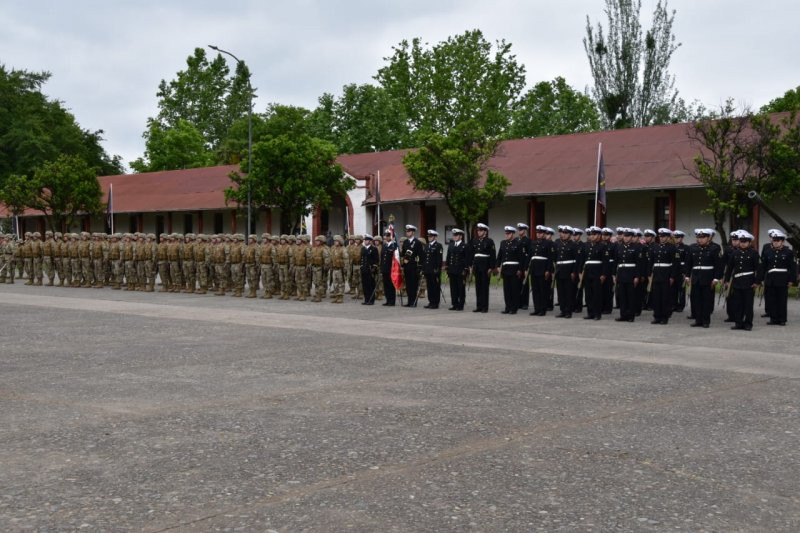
[1,282,800,531]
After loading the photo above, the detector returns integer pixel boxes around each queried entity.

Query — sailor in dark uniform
[614,228,646,322]
[759,229,797,326]
[380,229,397,306]
[601,227,616,314]
[496,226,524,314]
[580,226,610,320]
[401,224,424,307]
[642,229,657,310]
[633,228,649,315]
[360,234,379,305]
[672,230,689,312]
[516,223,532,310]
[466,223,495,313]
[685,228,724,327]
[422,229,443,309]
[545,227,556,310]
[528,225,555,316]
[445,228,467,310]
[649,228,681,324]
[723,230,761,330]
[722,231,741,323]
[554,225,579,318]
[572,228,586,313]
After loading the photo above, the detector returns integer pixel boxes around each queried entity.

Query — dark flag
[106,183,114,232]
[597,150,607,215]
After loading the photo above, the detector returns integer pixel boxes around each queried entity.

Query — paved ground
[1,283,799,531]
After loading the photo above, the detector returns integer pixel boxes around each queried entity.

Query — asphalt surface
[1,282,799,531]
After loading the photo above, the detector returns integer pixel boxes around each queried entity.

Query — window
[534,201,545,227]
[423,204,436,234]
[184,213,193,234]
[654,197,670,230]
[155,216,164,241]
[129,215,138,233]
[213,213,223,234]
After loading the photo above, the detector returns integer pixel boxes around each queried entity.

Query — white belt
[653,263,672,268]
[693,266,714,270]
[584,260,602,265]
[474,253,490,258]
[768,268,788,273]
[531,256,549,260]
[618,263,637,268]
[557,260,575,265]
[680,262,686,265]
[502,261,519,266]
[734,271,754,278]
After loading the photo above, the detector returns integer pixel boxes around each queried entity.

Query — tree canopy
[403,120,509,236]
[130,119,215,172]
[760,86,800,114]
[29,154,104,232]
[509,77,601,138]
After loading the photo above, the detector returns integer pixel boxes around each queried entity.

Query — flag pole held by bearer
[594,143,606,226]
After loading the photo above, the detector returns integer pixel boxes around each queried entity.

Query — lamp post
[208,44,253,238]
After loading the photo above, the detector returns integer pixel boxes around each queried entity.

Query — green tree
[584,0,682,129]
[403,120,510,236]
[376,30,526,143]
[509,77,601,138]
[27,154,103,232]
[130,119,215,172]
[760,86,800,113]
[0,65,122,187]
[225,134,354,234]
[0,173,37,219]
[748,111,800,201]
[331,83,407,153]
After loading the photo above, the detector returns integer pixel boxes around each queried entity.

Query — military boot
[246,287,256,298]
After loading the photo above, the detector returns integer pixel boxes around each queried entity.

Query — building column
[197,211,204,233]
[752,203,760,249]
[312,206,322,238]
[166,212,173,234]
[528,198,537,229]
[230,210,238,234]
[668,190,677,230]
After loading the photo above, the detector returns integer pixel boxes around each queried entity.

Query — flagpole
[594,143,602,226]
[110,183,114,234]
[376,170,381,236]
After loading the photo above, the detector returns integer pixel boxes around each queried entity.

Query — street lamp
[208,44,253,238]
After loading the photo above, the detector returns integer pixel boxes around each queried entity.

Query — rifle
[757,285,764,307]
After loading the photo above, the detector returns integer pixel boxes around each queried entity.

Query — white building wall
[347,176,369,235]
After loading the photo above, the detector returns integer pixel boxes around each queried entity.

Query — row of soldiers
[0,230,430,303]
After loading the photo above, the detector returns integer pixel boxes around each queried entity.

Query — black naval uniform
[466,235,496,312]
[401,236,424,306]
[759,244,797,325]
[685,242,723,327]
[516,233,532,309]
[423,238,443,309]
[649,241,681,324]
[581,240,610,320]
[635,243,652,315]
[573,239,587,313]
[674,241,689,311]
[722,243,737,322]
[446,238,468,310]
[724,247,761,330]
[614,241,646,321]
[380,239,398,305]
[554,238,579,317]
[496,237,525,314]
[602,240,617,314]
[528,238,555,315]
[360,242,380,305]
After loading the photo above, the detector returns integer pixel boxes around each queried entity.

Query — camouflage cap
[287,235,297,242]
[147,233,155,239]
[24,231,31,236]
[270,234,279,242]
[333,235,344,244]
[54,232,62,238]
[33,232,41,238]
[44,230,53,236]
[354,235,363,241]
[185,233,196,239]
[280,234,289,240]
[261,233,270,240]
[314,235,326,243]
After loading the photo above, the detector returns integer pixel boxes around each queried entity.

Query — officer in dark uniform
[685,228,724,327]
[759,229,797,326]
[642,229,657,310]
[572,228,586,314]
[600,227,616,314]
[672,230,689,312]
[380,229,397,306]
[466,223,495,313]
[528,225,555,316]
[496,226,524,314]
[649,228,682,324]
[360,234,379,305]
[722,231,741,323]
[581,226,610,320]
[545,227,556,310]
[401,224,424,307]
[422,229,443,309]
[554,225,579,318]
[445,228,467,310]
[515,223,532,310]
[724,230,761,330]
[614,228,646,322]
[633,229,649,315]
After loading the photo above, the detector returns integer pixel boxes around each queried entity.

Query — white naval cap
[516,222,529,230]
[771,229,787,239]
[476,223,489,230]
[657,227,672,235]
[404,224,417,231]
[504,225,516,232]
[451,228,464,235]
[427,229,438,236]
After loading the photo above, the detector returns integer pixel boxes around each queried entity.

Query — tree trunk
[713,210,728,248]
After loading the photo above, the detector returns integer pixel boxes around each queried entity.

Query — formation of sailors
[1,223,796,329]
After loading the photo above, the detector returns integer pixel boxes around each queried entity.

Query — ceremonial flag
[594,143,606,225]
[106,183,114,233]
[391,247,403,290]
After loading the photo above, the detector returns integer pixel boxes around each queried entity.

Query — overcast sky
[2,0,796,171]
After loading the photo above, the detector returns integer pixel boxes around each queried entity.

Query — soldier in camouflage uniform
[143,233,157,291]
[329,235,349,303]
[275,234,291,299]
[350,235,363,299]
[52,232,64,286]
[63,233,74,286]
[41,230,55,285]
[212,234,228,296]
[77,232,92,287]
[258,233,275,299]
[29,232,43,286]
[0,234,12,283]
[228,234,245,297]
[167,233,183,292]
[243,234,259,297]
[108,233,122,289]
[292,235,311,301]
[271,235,281,296]
[157,233,170,292]
[90,233,105,288]
[194,234,210,294]
[121,233,136,290]
[182,234,196,293]
[21,232,33,284]
[310,235,331,302]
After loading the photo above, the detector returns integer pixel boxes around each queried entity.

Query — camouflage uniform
[30,232,43,285]
[121,234,137,290]
[212,236,228,296]
[52,232,64,285]
[0,235,12,283]
[349,236,363,299]
[182,234,196,293]
[108,234,123,289]
[229,234,245,297]
[310,235,331,302]
[90,234,105,288]
[167,233,183,292]
[258,234,275,299]
[329,235,349,303]
[244,235,260,297]
[275,235,291,299]
[21,232,33,284]
[77,232,92,287]
[157,234,170,291]
[41,231,55,286]
[193,234,210,294]
[293,235,311,301]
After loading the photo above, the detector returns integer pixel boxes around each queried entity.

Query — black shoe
[480,309,488,313]
[428,305,438,309]
[761,313,770,318]
[723,318,734,323]
[457,306,464,311]
[702,323,710,328]
[501,310,509,314]
[767,321,786,326]
[382,302,393,306]
[615,317,628,322]
[520,306,528,310]
[449,306,458,310]
[731,324,745,330]
[424,304,431,308]
[362,302,374,305]
[660,320,669,325]
[564,313,572,319]
[509,310,517,314]
[651,319,661,324]
[530,311,538,316]
[556,313,566,318]
[744,324,753,331]
[403,303,413,307]
[473,308,482,313]
[583,315,594,320]
[690,322,702,327]
[687,315,695,320]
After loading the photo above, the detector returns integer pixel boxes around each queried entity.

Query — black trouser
[449,273,465,309]
[362,270,376,304]
[502,273,521,312]
[474,269,490,311]
[635,277,647,315]
[425,271,441,307]
[651,279,673,321]
[730,286,754,327]
[556,276,574,315]
[674,275,686,311]
[531,275,549,314]
[382,271,395,304]
[404,267,419,306]
[602,276,614,313]
[519,277,530,308]
[617,281,636,320]
[765,285,788,323]
[690,283,713,325]
[573,283,584,312]
[584,277,602,318]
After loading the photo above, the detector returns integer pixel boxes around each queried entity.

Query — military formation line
[0,222,796,330]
